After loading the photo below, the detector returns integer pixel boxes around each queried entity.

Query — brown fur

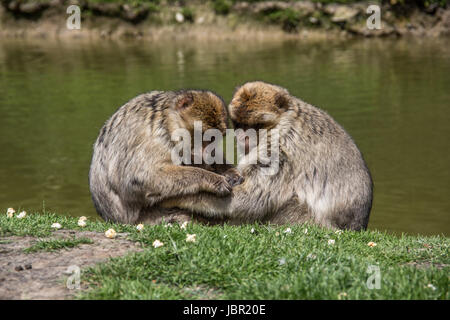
[89,90,241,225]
[162,81,373,230]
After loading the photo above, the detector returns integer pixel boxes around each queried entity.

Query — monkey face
[169,91,228,160]
[170,91,228,164]
[228,81,290,131]
[173,90,228,135]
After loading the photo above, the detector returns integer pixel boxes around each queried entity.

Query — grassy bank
[1,210,448,299]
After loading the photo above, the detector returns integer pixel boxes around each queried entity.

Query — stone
[292,1,316,16]
[331,6,359,23]
[7,1,20,12]
[121,4,149,23]
[19,2,48,15]
[252,2,289,14]
[309,17,319,25]
[175,12,184,23]
[324,4,340,16]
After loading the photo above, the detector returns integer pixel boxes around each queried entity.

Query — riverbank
[1,211,448,299]
[0,0,449,40]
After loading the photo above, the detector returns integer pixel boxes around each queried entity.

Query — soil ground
[0,230,142,299]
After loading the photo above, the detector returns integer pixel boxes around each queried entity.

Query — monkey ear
[274,92,290,109]
[176,93,194,110]
[239,87,255,103]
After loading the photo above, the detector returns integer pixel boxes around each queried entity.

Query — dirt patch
[0,230,142,300]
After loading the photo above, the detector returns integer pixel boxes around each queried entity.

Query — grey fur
[89,90,237,225]
[161,82,373,230]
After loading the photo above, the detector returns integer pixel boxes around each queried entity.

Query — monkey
[88,90,243,225]
[161,81,373,231]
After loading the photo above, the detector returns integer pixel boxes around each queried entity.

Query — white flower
[186,234,196,243]
[250,228,255,233]
[51,222,62,229]
[303,228,308,234]
[164,223,172,228]
[136,224,144,232]
[6,208,15,218]
[328,239,335,245]
[335,230,343,235]
[152,239,164,248]
[306,253,317,260]
[175,12,184,23]
[78,216,87,227]
[180,221,188,230]
[284,228,292,234]
[17,211,27,219]
[338,292,347,299]
[426,284,437,291]
[105,229,116,239]
[367,241,377,247]
[278,258,286,265]
[223,235,227,238]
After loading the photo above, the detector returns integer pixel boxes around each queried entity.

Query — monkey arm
[159,168,281,221]
[160,152,294,221]
[212,164,244,187]
[160,192,232,218]
[141,165,232,206]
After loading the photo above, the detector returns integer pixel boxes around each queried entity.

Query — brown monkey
[162,81,373,230]
[89,90,242,225]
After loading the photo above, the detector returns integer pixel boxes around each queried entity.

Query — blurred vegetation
[181,6,195,22]
[4,0,447,6]
[211,0,447,5]
[213,0,233,15]
[266,8,302,32]
[0,0,447,38]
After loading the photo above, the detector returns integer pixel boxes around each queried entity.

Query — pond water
[0,38,449,236]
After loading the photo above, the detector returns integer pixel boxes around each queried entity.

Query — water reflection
[0,38,449,235]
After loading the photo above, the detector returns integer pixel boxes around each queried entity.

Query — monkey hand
[210,175,233,196]
[223,168,244,187]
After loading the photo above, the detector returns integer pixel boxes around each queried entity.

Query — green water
[0,38,449,236]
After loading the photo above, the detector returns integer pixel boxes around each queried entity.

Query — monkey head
[228,81,291,152]
[166,90,229,164]
[229,81,291,130]
[168,90,228,136]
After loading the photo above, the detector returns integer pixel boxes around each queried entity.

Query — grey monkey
[161,81,373,230]
[89,90,242,225]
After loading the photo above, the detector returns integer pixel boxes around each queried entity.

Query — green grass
[24,237,93,253]
[1,210,449,299]
[0,211,137,237]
